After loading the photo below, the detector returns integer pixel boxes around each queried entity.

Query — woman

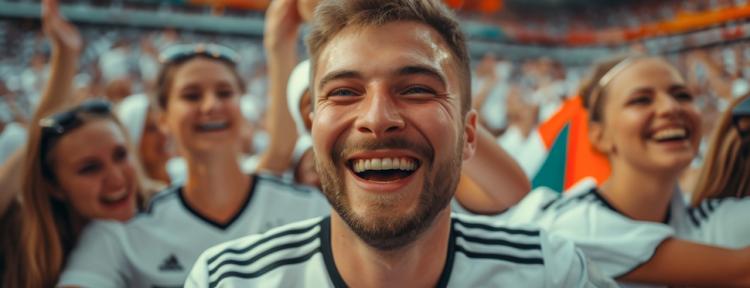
[686,93,750,248]
[502,54,750,287]
[2,1,147,286]
[57,3,331,286]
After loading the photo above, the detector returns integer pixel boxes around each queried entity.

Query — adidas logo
[158,254,184,272]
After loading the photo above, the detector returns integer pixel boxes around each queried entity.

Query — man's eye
[401,86,437,96]
[328,88,359,97]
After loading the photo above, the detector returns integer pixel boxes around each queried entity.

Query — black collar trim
[177,174,257,230]
[319,216,456,288]
[592,188,672,224]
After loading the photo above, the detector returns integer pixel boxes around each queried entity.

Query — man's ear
[588,121,611,154]
[462,110,478,161]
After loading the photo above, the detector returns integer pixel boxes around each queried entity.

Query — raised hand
[264,0,304,50]
[42,0,82,55]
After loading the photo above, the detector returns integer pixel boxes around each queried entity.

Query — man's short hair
[306,0,472,115]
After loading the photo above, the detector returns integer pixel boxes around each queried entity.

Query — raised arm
[256,0,304,174]
[455,125,530,214]
[33,0,83,121]
[621,238,750,287]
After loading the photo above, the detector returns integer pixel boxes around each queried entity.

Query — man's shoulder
[196,217,326,281]
[451,213,546,265]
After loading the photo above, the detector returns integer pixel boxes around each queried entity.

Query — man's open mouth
[348,157,420,182]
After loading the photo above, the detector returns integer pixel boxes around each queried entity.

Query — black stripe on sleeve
[687,208,701,227]
[455,245,544,265]
[453,218,540,236]
[455,230,542,250]
[208,231,319,276]
[696,203,708,220]
[208,247,320,288]
[207,220,320,266]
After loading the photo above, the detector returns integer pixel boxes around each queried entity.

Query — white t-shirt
[186,213,616,287]
[499,179,676,283]
[58,174,331,288]
[689,197,750,249]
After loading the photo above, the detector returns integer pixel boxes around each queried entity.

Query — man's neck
[331,209,452,288]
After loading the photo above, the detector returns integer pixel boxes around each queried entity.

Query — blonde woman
[501,54,750,287]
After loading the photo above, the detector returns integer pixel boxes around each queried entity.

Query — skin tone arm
[621,238,750,287]
[455,125,530,214]
[256,0,303,174]
[33,0,83,122]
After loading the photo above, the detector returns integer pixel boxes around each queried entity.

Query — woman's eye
[217,89,234,99]
[78,162,102,175]
[628,95,652,105]
[113,146,128,162]
[674,91,694,102]
[181,91,201,102]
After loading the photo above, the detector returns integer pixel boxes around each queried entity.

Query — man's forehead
[314,22,456,84]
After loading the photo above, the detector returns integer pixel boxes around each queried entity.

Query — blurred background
[1,0,748,182]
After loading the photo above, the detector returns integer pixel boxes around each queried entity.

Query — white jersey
[58,174,331,288]
[499,178,675,285]
[689,197,750,249]
[186,214,616,288]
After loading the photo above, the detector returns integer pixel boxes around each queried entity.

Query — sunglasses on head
[39,99,113,179]
[158,43,239,65]
[733,97,750,139]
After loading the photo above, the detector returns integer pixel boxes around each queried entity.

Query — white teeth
[197,121,229,131]
[653,128,687,141]
[101,190,128,203]
[352,157,417,173]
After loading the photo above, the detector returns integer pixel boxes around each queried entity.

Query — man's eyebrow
[318,70,362,92]
[397,65,447,87]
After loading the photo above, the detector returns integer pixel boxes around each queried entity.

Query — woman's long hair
[9,103,149,288]
[691,94,750,206]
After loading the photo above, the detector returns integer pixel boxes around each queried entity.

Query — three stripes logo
[158,254,184,272]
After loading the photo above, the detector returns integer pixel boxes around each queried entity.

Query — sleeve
[698,198,750,249]
[57,221,129,288]
[540,231,619,288]
[184,251,210,288]
[549,204,674,278]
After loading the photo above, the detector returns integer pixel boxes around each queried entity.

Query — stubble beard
[316,137,462,250]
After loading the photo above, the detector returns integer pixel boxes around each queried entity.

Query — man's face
[311,21,477,249]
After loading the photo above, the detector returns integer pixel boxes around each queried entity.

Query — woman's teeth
[652,128,688,141]
[352,157,417,173]
[101,189,129,204]
[196,121,229,132]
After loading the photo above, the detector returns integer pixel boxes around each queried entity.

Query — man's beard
[316,136,462,250]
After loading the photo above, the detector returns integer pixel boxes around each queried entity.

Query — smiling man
[186,0,614,287]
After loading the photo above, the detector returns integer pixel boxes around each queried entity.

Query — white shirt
[499,179,676,285]
[58,174,331,288]
[186,213,616,287]
[689,197,750,249]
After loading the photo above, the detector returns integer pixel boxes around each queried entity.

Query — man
[186,0,614,286]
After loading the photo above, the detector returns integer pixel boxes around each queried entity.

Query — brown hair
[11,104,147,288]
[691,93,750,206]
[579,54,637,123]
[155,55,246,110]
[305,0,472,115]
